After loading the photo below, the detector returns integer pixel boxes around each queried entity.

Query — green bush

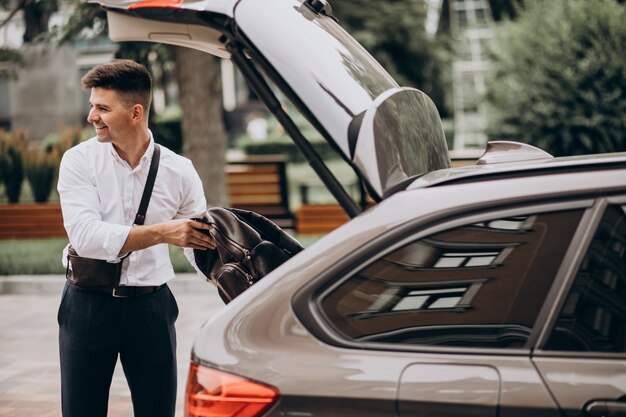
[485,0,626,156]
[151,105,183,154]
[25,149,59,203]
[0,131,26,203]
[238,114,341,162]
[240,135,340,162]
[0,127,86,204]
[41,127,82,154]
[0,238,67,275]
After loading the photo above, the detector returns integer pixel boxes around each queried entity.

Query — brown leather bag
[65,145,160,288]
[66,246,128,287]
[193,207,303,304]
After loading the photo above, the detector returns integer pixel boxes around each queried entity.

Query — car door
[311,200,595,417]
[533,198,626,417]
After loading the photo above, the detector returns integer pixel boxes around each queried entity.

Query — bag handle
[134,144,161,226]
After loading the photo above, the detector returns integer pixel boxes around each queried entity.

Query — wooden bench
[295,180,372,235]
[226,155,294,229]
[296,204,351,235]
[0,156,294,239]
[0,204,66,239]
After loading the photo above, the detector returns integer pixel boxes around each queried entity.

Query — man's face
[87,87,134,143]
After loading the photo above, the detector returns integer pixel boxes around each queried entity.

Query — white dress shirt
[57,134,207,286]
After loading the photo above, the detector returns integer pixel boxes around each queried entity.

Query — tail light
[128,0,183,10]
[185,363,280,417]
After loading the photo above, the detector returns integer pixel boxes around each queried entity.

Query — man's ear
[131,104,144,123]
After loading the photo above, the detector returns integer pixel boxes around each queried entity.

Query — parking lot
[0,274,222,417]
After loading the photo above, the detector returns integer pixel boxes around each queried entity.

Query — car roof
[409,151,626,191]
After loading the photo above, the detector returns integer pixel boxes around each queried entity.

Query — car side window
[318,208,585,349]
[545,205,626,353]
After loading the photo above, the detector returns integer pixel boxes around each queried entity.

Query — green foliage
[237,114,341,162]
[24,126,82,203]
[485,0,626,156]
[0,131,26,203]
[151,106,183,154]
[41,126,82,153]
[24,149,59,203]
[54,1,107,43]
[0,127,83,203]
[0,47,22,80]
[332,0,451,116]
[0,239,196,275]
[169,245,195,273]
[488,0,525,21]
[240,135,339,163]
[0,238,67,275]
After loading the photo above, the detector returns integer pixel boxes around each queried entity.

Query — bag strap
[66,144,161,273]
[134,144,161,226]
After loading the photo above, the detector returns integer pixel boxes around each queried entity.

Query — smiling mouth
[95,126,108,133]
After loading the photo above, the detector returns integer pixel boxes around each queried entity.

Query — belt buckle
[112,287,126,298]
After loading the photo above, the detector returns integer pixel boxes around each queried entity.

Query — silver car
[93,1,626,417]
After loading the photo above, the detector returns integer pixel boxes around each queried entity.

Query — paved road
[0,274,223,417]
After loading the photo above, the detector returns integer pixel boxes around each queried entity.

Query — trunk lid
[92,0,450,203]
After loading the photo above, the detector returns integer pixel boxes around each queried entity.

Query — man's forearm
[119,219,215,255]
[119,224,164,254]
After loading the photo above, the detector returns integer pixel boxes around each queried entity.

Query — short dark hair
[81,59,152,112]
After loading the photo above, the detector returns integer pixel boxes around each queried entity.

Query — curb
[0,273,217,296]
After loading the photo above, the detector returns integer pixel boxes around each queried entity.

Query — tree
[0,0,58,42]
[332,0,451,116]
[485,0,626,156]
[0,0,57,79]
[173,47,228,207]
[487,0,523,21]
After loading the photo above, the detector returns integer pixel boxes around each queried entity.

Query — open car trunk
[92,0,451,216]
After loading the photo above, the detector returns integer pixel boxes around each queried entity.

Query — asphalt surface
[0,274,223,417]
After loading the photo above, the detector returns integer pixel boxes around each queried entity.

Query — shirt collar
[107,130,156,170]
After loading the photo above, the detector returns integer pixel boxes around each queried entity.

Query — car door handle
[585,400,626,417]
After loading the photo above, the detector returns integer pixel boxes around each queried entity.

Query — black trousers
[58,281,179,417]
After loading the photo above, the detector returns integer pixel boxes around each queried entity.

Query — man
[57,59,214,417]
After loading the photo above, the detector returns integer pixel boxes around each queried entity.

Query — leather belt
[113,285,164,297]
[83,284,165,298]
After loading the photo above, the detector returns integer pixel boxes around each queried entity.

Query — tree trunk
[172,46,228,208]
[23,0,58,43]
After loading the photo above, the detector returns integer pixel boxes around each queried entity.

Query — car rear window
[318,209,585,349]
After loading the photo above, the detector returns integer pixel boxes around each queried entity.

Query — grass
[0,235,323,275]
[0,238,68,275]
[0,238,195,275]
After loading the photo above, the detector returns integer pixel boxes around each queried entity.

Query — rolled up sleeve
[175,160,207,220]
[57,149,131,261]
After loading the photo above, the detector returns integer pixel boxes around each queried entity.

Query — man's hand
[157,219,216,250]
[120,219,216,254]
